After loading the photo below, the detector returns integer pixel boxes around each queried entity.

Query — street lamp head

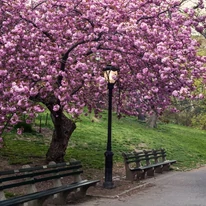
[103,65,119,84]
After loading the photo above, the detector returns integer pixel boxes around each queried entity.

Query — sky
[181,0,206,11]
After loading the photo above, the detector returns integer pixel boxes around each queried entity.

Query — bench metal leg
[52,190,73,205]
[125,171,136,182]
[136,170,146,180]
[79,182,99,197]
[163,163,170,171]
[132,172,137,182]
[146,168,155,177]
[79,185,91,197]
[16,203,24,206]
[25,196,48,206]
[0,191,6,201]
[155,165,163,173]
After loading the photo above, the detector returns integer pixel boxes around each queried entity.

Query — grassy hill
[1,112,206,171]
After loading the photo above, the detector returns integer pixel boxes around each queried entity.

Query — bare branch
[31,0,47,11]
[71,80,84,96]
[136,0,187,24]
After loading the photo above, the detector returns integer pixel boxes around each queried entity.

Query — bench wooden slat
[0,164,82,183]
[125,157,148,164]
[0,162,77,176]
[123,153,146,159]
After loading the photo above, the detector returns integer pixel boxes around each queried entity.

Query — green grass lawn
[1,111,206,171]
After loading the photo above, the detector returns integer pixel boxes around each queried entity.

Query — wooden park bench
[0,160,99,206]
[122,148,176,182]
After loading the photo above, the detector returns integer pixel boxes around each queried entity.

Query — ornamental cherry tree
[0,0,205,161]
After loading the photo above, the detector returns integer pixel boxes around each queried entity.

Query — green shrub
[13,122,33,133]
[191,114,206,130]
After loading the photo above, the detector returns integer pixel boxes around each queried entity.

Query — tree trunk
[137,108,145,121]
[30,93,76,162]
[147,111,158,128]
[46,111,76,162]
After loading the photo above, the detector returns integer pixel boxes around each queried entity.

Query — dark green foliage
[13,122,33,133]
[5,191,18,198]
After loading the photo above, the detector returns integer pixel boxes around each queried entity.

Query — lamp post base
[103,151,115,189]
[103,181,115,189]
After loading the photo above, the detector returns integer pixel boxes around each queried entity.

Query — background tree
[159,0,206,128]
[0,0,205,162]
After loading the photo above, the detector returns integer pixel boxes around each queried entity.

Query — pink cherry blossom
[172,90,179,97]
[53,105,60,112]
[0,0,205,139]
[17,128,23,135]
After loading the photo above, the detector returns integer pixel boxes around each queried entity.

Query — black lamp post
[103,65,119,189]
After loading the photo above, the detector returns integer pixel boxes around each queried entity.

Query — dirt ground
[84,163,146,198]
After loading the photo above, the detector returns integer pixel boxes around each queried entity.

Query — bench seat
[130,160,176,171]
[130,159,177,172]
[0,179,99,206]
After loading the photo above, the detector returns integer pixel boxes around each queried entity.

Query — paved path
[76,166,206,206]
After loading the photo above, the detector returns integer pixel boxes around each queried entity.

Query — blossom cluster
[0,0,205,141]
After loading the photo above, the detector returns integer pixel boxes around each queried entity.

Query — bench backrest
[152,148,166,162]
[0,161,83,192]
[122,148,167,168]
[122,151,148,168]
